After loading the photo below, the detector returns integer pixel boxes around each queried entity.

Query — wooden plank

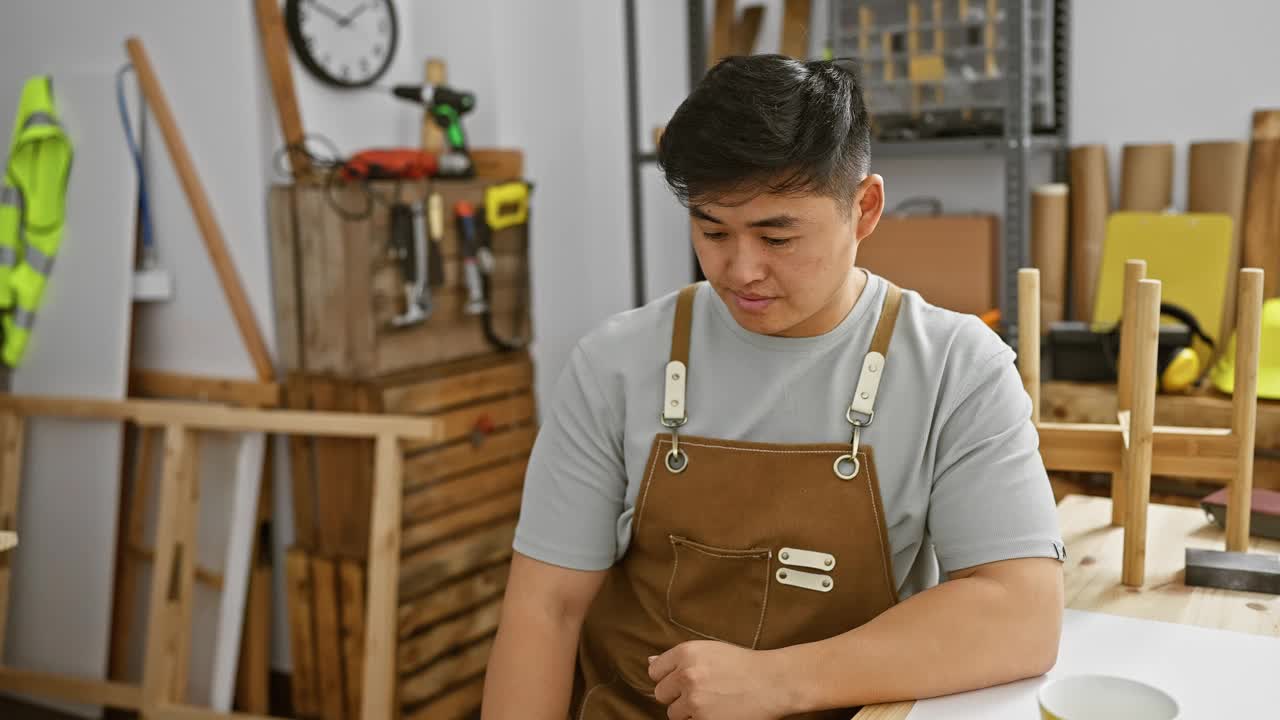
[124,38,275,381]
[403,426,535,491]
[375,318,515,378]
[1188,141,1250,349]
[421,60,447,153]
[470,149,523,180]
[369,285,528,349]
[403,458,527,522]
[1113,260,1146,526]
[268,186,303,372]
[343,184,378,377]
[361,434,404,720]
[1242,110,1280,298]
[0,393,443,440]
[400,521,517,599]
[1038,422,1238,480]
[338,561,366,720]
[170,433,203,701]
[311,557,347,720]
[1228,269,1264,551]
[399,637,494,706]
[1017,269,1040,420]
[708,0,735,66]
[401,675,485,720]
[732,5,765,56]
[154,705,281,720]
[401,394,536,454]
[141,426,195,710]
[0,413,26,653]
[853,704,912,720]
[0,666,143,709]
[402,490,522,553]
[383,357,533,415]
[130,369,280,407]
[285,550,321,718]
[286,376,317,550]
[399,564,510,640]
[780,0,812,58]
[399,597,502,674]
[254,0,312,179]
[310,379,347,558]
[236,445,275,714]
[295,182,349,373]
[1121,280,1161,587]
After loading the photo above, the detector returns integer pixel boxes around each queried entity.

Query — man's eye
[702,231,728,240]
[763,236,793,247]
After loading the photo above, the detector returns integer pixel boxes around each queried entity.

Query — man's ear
[853,174,885,243]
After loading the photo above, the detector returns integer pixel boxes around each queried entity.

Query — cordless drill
[392,83,476,178]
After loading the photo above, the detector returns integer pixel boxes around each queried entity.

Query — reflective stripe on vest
[10,306,34,330]
[0,246,15,266]
[0,184,21,210]
[23,243,53,275]
[22,111,59,130]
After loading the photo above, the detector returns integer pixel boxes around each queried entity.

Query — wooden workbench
[855,495,1280,719]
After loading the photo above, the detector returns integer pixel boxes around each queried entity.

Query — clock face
[285,0,399,88]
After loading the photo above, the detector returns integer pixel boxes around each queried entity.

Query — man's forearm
[481,597,582,719]
[770,558,1063,712]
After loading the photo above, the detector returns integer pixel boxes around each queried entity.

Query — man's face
[691,175,884,337]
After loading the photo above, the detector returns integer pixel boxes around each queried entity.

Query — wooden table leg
[1122,279,1161,587]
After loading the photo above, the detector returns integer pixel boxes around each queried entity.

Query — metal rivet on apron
[670,400,679,407]
[781,551,790,561]
[779,570,788,579]
[860,391,869,399]
[822,579,831,588]
[825,558,833,567]
[672,373,680,380]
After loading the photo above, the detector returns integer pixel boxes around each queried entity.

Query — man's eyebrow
[747,214,803,229]
[690,207,723,223]
[689,208,804,229]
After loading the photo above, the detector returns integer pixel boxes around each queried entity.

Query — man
[482,55,1064,719]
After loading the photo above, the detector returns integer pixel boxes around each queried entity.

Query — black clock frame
[284,0,400,89]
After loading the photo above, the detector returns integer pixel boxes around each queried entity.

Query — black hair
[657,54,872,212]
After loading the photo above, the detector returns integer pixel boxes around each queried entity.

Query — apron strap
[662,284,700,427]
[847,282,903,425]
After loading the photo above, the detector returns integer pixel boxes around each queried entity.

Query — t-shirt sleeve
[513,341,627,571]
[927,341,1065,575]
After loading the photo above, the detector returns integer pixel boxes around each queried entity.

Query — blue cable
[115,63,155,263]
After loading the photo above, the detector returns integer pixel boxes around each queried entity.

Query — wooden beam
[732,5,765,56]
[253,0,312,179]
[170,433,203,701]
[1122,279,1161,587]
[142,426,196,711]
[1038,423,1238,480]
[124,37,275,381]
[111,425,158,690]
[127,542,224,590]
[154,703,284,720]
[0,666,142,709]
[360,434,404,720]
[470,148,524,180]
[1113,260,1146,525]
[130,369,280,408]
[1228,269,1264,551]
[1017,269,1040,421]
[709,0,735,66]
[780,0,812,58]
[0,412,25,651]
[0,394,442,440]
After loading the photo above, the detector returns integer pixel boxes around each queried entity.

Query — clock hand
[340,1,373,25]
[305,0,345,25]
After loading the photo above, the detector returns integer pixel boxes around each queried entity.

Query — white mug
[1038,674,1179,720]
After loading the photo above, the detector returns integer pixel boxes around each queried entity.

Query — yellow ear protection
[1104,303,1214,394]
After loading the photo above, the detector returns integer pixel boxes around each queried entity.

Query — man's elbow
[1018,564,1065,677]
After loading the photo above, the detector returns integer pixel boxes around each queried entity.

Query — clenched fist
[647,640,795,720]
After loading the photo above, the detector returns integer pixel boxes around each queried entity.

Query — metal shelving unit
[622,0,1070,335]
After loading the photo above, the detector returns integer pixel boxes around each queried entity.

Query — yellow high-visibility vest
[0,75,73,367]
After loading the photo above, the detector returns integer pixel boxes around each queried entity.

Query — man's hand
[648,641,792,720]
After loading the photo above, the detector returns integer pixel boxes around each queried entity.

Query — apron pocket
[666,535,772,649]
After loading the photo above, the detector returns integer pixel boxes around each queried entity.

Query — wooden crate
[285,351,537,719]
[268,177,533,379]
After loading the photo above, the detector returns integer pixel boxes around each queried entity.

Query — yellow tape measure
[485,181,529,231]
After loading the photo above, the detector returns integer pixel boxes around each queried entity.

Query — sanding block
[1185,548,1280,595]
[1200,487,1280,541]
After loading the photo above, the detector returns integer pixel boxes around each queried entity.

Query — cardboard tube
[1189,140,1249,349]
[1069,144,1111,321]
[1032,184,1069,332]
[1120,142,1174,211]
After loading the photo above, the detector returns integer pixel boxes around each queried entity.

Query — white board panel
[2,71,136,717]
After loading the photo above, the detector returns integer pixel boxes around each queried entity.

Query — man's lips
[730,290,777,312]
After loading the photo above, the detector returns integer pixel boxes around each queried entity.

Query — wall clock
[284,0,399,88]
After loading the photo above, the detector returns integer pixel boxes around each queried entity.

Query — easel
[1018,263,1264,586]
[0,393,426,720]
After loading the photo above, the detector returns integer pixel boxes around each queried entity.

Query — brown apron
[571,282,904,720]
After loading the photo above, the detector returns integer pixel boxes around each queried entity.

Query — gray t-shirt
[514,272,1064,598]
